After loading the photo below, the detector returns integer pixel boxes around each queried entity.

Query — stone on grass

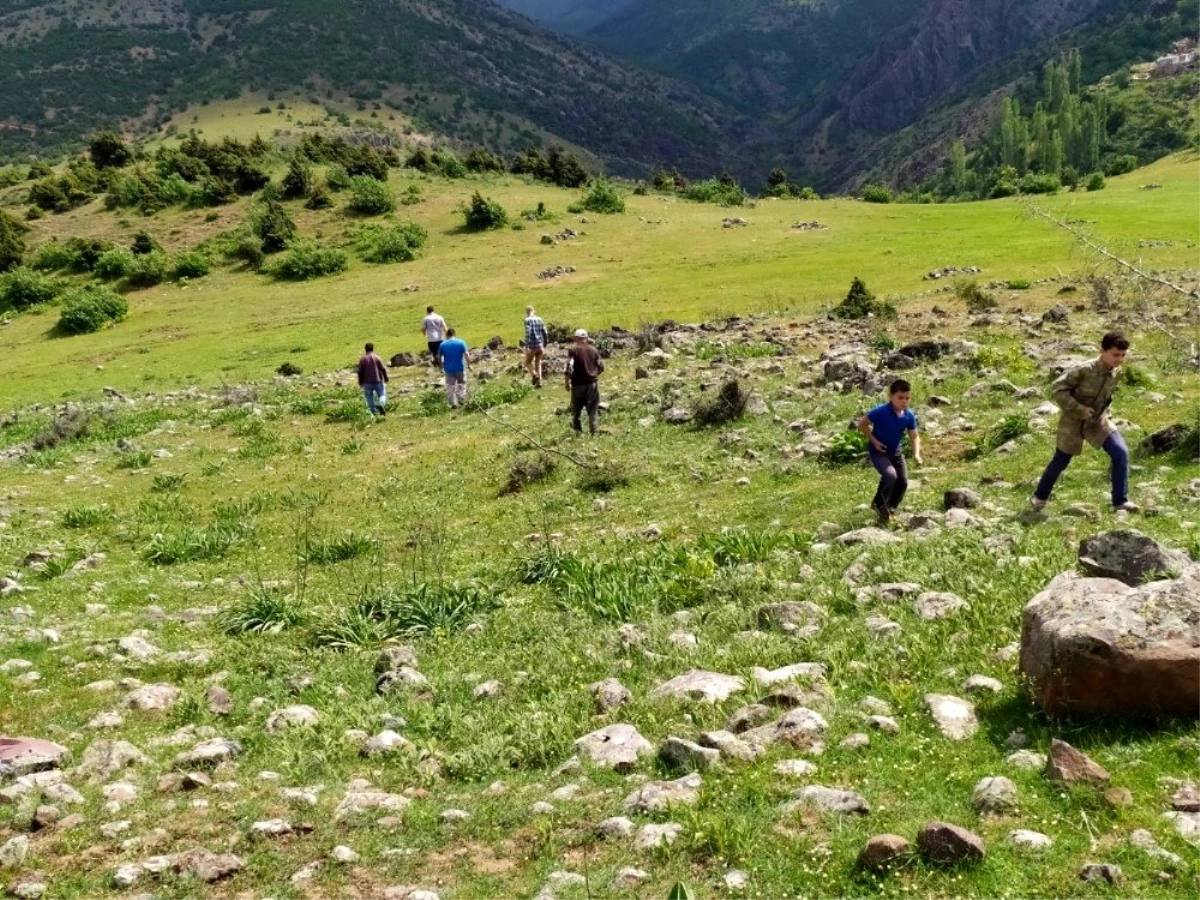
[574,724,653,771]
[855,583,922,605]
[76,740,147,782]
[1020,564,1199,717]
[633,822,681,849]
[624,773,702,813]
[660,736,720,770]
[1129,829,1184,868]
[751,663,826,687]
[914,592,968,620]
[265,705,320,733]
[1006,750,1046,771]
[865,614,902,638]
[362,730,413,757]
[1171,783,1200,812]
[589,678,631,711]
[0,836,28,870]
[473,680,502,700]
[205,686,233,715]
[375,646,419,673]
[651,669,745,704]
[1078,530,1189,586]
[173,738,240,769]
[1079,863,1123,885]
[757,602,822,630]
[1045,739,1109,784]
[741,707,828,752]
[117,635,160,660]
[838,527,901,546]
[867,716,899,734]
[727,703,772,734]
[856,834,911,872]
[787,785,869,816]
[1007,830,1053,852]
[1103,786,1133,808]
[698,730,762,763]
[924,694,978,740]
[1163,810,1200,843]
[944,488,980,510]
[124,683,180,712]
[335,783,411,820]
[596,816,635,838]
[917,821,985,865]
[840,733,870,749]
[774,759,817,777]
[972,776,1018,815]
[962,675,1003,694]
[614,867,649,886]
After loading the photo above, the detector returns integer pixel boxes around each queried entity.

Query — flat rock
[751,663,825,686]
[855,583,922,605]
[972,776,1018,815]
[924,694,977,740]
[914,591,968,620]
[1130,829,1184,867]
[698,730,762,763]
[633,822,681,849]
[741,707,828,752]
[756,602,823,629]
[596,816,635,838]
[917,821,985,865]
[76,740,147,782]
[773,759,817,777]
[838,527,901,546]
[1170,783,1200,813]
[173,738,241,769]
[624,773,702,812]
[1006,750,1046,771]
[1079,863,1123,885]
[1078,530,1190,586]
[124,683,180,712]
[944,488,980,510]
[265,705,320,733]
[1163,810,1200,843]
[856,834,911,871]
[660,736,721,770]
[962,675,1003,694]
[589,678,631,711]
[574,724,653,771]
[652,669,745,703]
[727,703,772,733]
[865,614,902,638]
[1045,739,1109,784]
[205,686,233,715]
[1007,829,1053,852]
[362,730,413,757]
[335,785,411,820]
[0,836,28,870]
[787,785,869,816]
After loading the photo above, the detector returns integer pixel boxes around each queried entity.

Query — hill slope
[0,0,756,175]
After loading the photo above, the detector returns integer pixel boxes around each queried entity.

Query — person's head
[447,328,456,338]
[574,328,588,343]
[426,305,434,314]
[889,378,912,410]
[364,342,374,353]
[526,306,535,316]
[1099,331,1129,368]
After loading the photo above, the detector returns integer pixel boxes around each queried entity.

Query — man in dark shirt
[356,342,389,417]
[564,328,604,435]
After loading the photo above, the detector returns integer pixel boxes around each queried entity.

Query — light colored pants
[525,347,544,384]
[445,372,466,407]
[362,383,386,415]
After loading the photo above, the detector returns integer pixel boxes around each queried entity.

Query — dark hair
[365,342,374,352]
[446,327,456,337]
[889,378,911,395]
[426,305,434,313]
[1101,331,1129,351]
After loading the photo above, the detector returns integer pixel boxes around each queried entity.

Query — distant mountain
[492,0,634,34]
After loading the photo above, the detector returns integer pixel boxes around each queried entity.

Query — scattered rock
[774,759,817,777]
[944,488,980,510]
[740,707,828,752]
[76,740,147,782]
[972,776,1018,815]
[1130,829,1184,868]
[924,694,978,740]
[124,683,180,712]
[914,591,968,620]
[589,678,631,711]
[787,785,870,816]
[624,773,703,812]
[264,705,320,733]
[837,527,901,546]
[633,822,681,849]
[917,821,985,865]
[660,736,721,770]
[1045,739,1109,784]
[962,675,1003,694]
[574,724,653,771]
[1005,750,1046,771]
[173,738,241,769]
[1007,830,1053,852]
[596,816,635,838]
[335,782,411,820]
[205,686,233,715]
[0,836,28,870]
[1103,786,1133,808]
[652,669,745,704]
[856,834,912,871]
[1079,863,1123,885]
[1077,530,1189,585]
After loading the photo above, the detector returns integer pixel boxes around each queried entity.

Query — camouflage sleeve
[1051,365,1087,415]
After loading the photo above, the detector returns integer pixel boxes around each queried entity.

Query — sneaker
[1028,495,1047,512]
[871,502,891,524]
[1113,501,1140,513]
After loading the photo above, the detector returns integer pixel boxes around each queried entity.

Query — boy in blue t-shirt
[437,328,470,408]
[858,378,923,523]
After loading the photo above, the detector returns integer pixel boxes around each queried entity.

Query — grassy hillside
[0,147,1196,899]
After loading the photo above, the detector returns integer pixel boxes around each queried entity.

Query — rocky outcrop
[1020,564,1200,717]
[1077,530,1189,586]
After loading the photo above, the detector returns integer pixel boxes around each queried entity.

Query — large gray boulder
[1078,530,1189,586]
[1020,563,1200,718]
[574,724,653,771]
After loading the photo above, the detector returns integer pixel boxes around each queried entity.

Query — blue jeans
[362,382,387,415]
[1035,431,1128,506]
[869,449,908,511]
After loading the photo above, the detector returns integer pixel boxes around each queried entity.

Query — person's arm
[858,414,886,453]
[564,352,573,391]
[1051,365,1092,419]
[596,351,606,375]
[381,358,389,383]
[909,428,922,466]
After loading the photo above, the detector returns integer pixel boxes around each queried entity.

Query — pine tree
[947,141,967,194]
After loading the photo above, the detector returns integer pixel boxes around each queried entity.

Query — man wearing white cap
[564,328,605,435]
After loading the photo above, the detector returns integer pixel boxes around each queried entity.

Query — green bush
[348,175,396,214]
[1106,154,1137,176]
[1018,172,1061,195]
[354,221,427,263]
[576,179,626,214]
[954,279,997,312]
[0,266,61,311]
[504,452,557,495]
[57,283,129,334]
[1084,172,1106,191]
[304,185,334,210]
[220,586,305,635]
[966,412,1030,459]
[326,164,351,191]
[93,248,135,281]
[130,232,161,255]
[462,191,508,231]
[860,184,893,203]
[831,277,895,320]
[0,209,29,272]
[171,250,211,279]
[1005,279,1032,290]
[282,157,314,199]
[270,241,348,280]
[29,241,74,272]
[821,429,868,465]
[683,178,745,206]
[125,250,169,287]
[251,199,296,254]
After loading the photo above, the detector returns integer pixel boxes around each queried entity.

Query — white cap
[574,328,588,338]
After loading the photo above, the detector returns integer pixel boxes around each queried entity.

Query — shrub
[230,236,265,270]
[576,180,625,214]
[29,241,74,272]
[464,147,505,173]
[577,458,632,493]
[0,210,30,273]
[303,531,375,564]
[1018,172,1061,195]
[860,184,893,203]
[150,473,186,493]
[251,198,296,254]
[1005,279,1032,290]
[831,277,895,320]
[869,330,898,353]
[1084,172,1105,192]
[348,175,396,214]
[57,283,128,334]
[693,379,751,427]
[171,250,211,279]
[144,523,245,564]
[683,178,745,206]
[282,157,314,199]
[220,586,305,634]
[31,406,92,450]
[700,529,808,566]
[955,279,997,312]
[503,452,557,494]
[304,185,333,209]
[966,412,1030,458]
[270,241,348,280]
[61,504,114,529]
[462,381,531,412]
[821,429,868,465]
[93,248,135,281]
[0,266,60,311]
[354,221,427,263]
[130,232,161,255]
[60,237,115,273]
[326,164,351,191]
[462,191,508,231]
[1106,154,1137,176]
[88,131,132,169]
[124,250,169,287]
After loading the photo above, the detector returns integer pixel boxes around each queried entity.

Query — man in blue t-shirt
[438,328,470,408]
[858,378,923,523]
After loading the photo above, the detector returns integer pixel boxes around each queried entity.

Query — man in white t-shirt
[421,305,447,367]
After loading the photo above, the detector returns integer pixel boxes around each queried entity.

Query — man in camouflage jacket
[1030,332,1138,513]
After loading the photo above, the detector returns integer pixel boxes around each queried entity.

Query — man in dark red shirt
[356,342,389,417]
[564,329,605,435]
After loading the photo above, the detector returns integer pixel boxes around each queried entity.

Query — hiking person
[438,327,470,409]
[564,328,604,435]
[422,305,447,368]
[1030,331,1138,513]
[356,342,389,417]
[858,378,922,522]
[523,305,548,388]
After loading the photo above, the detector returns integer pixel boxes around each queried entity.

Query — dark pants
[869,449,908,511]
[571,383,600,434]
[1035,431,1129,506]
[427,341,442,365]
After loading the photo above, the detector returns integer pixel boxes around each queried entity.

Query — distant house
[1152,50,1200,78]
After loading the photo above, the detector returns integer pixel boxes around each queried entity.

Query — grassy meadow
[0,139,1196,899]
